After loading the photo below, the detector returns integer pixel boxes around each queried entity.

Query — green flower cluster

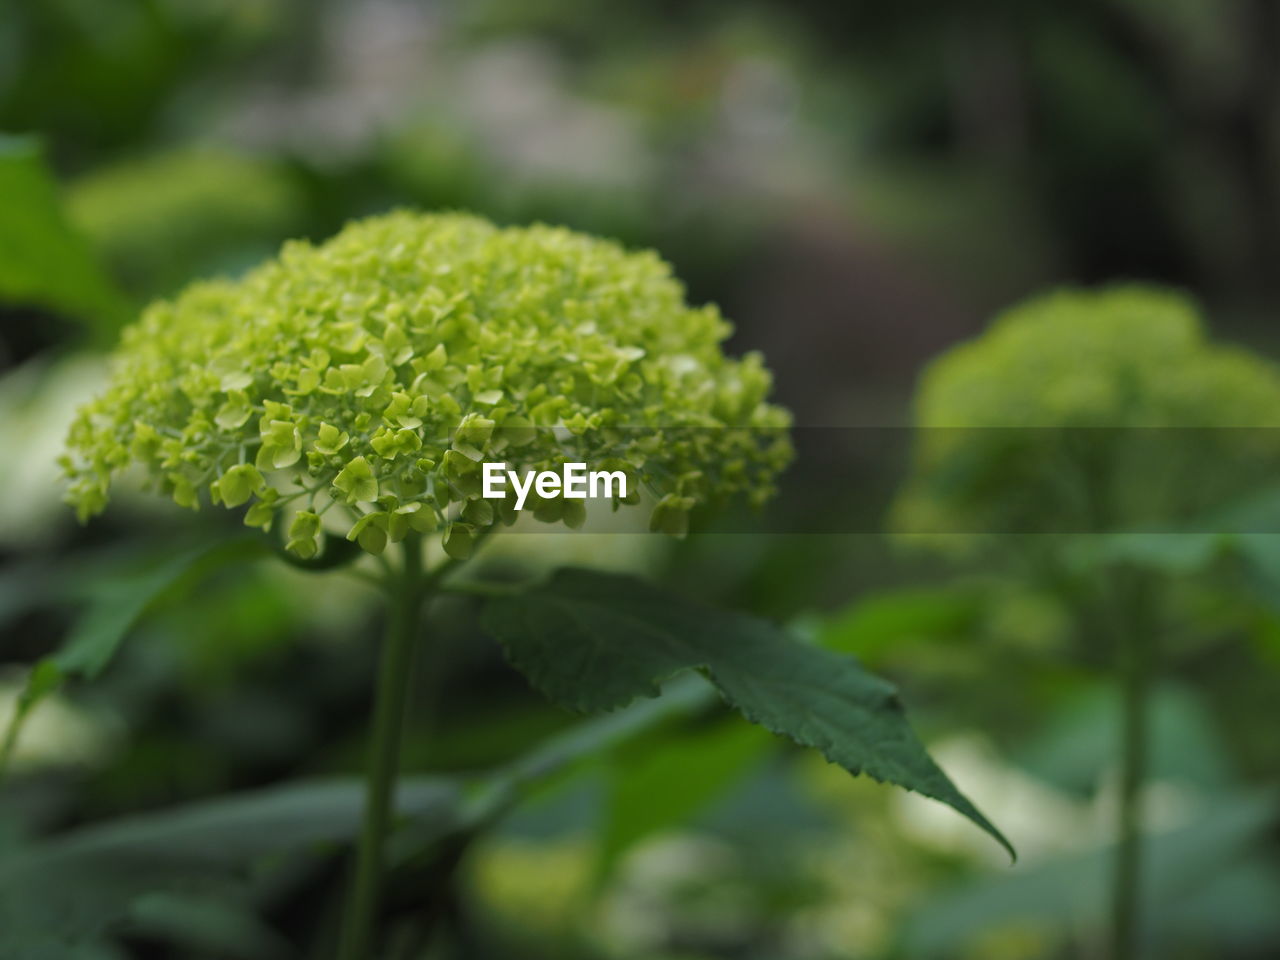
[894,286,1280,536]
[63,212,791,557]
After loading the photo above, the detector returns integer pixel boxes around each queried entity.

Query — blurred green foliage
[66,145,305,298]
[3,0,1280,958]
[0,135,128,338]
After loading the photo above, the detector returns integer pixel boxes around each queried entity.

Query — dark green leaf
[0,682,724,958]
[59,538,264,680]
[53,566,189,680]
[127,893,293,960]
[0,134,129,333]
[0,778,460,953]
[481,568,1014,857]
[0,538,265,776]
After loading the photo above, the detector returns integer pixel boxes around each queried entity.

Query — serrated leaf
[481,568,1014,857]
[0,135,129,334]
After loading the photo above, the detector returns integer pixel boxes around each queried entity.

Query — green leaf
[600,720,771,879]
[0,539,264,777]
[126,893,293,960]
[0,135,129,334]
[54,567,189,680]
[0,778,461,954]
[481,568,1014,858]
[0,681,725,958]
[821,585,984,664]
[464,672,718,825]
[1012,682,1234,797]
[1068,532,1227,575]
[900,788,1279,957]
[1231,533,1280,592]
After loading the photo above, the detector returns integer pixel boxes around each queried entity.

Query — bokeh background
[2,1,1279,958]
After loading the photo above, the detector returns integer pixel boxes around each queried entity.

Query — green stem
[337,536,426,960]
[1109,570,1153,960]
[0,701,30,782]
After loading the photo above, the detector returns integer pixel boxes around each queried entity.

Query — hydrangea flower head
[894,286,1280,536]
[63,212,791,557]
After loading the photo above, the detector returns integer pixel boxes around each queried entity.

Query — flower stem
[337,536,426,960]
[1109,571,1153,960]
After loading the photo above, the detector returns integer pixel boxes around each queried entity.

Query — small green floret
[63,212,791,555]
